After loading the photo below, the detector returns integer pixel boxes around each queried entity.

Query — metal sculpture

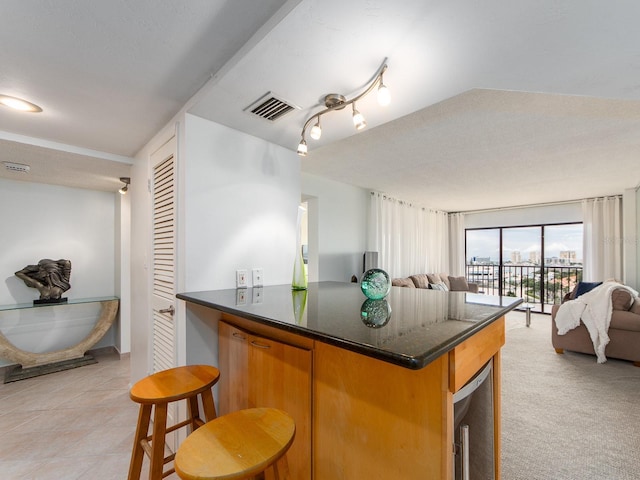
[15,259,71,303]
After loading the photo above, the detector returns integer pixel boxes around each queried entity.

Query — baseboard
[87,345,119,357]
[86,345,130,361]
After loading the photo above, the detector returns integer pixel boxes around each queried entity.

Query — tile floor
[0,352,180,480]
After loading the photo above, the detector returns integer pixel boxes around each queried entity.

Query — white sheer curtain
[448,213,466,276]
[368,192,449,278]
[582,196,622,281]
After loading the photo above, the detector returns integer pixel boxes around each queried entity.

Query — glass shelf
[0,296,119,312]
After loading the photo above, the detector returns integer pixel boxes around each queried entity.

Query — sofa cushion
[409,274,430,289]
[610,310,640,332]
[575,281,602,298]
[392,277,416,288]
[426,273,442,285]
[630,300,640,315]
[439,273,451,290]
[430,282,449,291]
[449,276,470,292]
[611,289,634,311]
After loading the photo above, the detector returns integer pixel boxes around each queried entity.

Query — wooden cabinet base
[218,320,312,479]
[219,314,505,479]
[314,341,451,479]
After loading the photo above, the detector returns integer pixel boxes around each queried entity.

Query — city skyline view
[466,224,583,265]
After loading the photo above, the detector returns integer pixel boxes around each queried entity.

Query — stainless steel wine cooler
[453,359,495,480]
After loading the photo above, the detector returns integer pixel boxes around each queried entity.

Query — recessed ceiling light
[0,94,42,113]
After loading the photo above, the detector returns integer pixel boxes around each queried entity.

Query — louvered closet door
[151,138,177,374]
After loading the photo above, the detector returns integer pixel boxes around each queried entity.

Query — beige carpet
[501,312,640,479]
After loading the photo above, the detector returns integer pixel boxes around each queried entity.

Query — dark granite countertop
[177,281,522,370]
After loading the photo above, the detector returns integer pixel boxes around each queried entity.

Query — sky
[466,224,583,263]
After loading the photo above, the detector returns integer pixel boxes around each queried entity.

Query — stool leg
[265,455,291,480]
[200,388,217,422]
[128,404,152,480]
[149,403,168,480]
[187,395,200,432]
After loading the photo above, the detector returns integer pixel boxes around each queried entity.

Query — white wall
[183,114,300,291]
[0,178,117,304]
[301,172,369,282]
[129,127,160,383]
[0,178,118,366]
[115,192,131,354]
[181,114,300,372]
[129,114,301,380]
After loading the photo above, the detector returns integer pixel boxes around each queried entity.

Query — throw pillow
[448,276,470,292]
[439,273,451,290]
[426,273,442,285]
[392,278,416,288]
[575,281,602,298]
[430,282,449,291]
[611,289,633,311]
[409,274,430,289]
[567,284,578,300]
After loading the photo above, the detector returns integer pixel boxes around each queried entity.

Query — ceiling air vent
[244,92,300,122]
[3,161,30,173]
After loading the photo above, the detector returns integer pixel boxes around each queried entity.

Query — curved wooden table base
[0,299,119,368]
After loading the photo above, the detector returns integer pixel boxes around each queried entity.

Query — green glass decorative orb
[360,299,392,328]
[360,268,391,300]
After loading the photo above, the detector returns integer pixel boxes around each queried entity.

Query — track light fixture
[297,59,389,156]
[119,177,130,195]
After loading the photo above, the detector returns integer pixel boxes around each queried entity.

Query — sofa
[391,273,479,293]
[551,283,640,366]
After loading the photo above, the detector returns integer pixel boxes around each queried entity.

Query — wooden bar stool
[128,364,220,480]
[174,407,296,480]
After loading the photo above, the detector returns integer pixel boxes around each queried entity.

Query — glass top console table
[0,297,119,381]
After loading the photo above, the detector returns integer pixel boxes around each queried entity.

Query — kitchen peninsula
[177,281,521,479]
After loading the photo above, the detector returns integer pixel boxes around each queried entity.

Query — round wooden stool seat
[175,407,296,480]
[128,365,220,480]
[130,364,220,404]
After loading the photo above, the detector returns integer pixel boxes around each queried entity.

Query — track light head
[297,139,308,156]
[377,78,391,106]
[310,118,322,140]
[352,104,367,130]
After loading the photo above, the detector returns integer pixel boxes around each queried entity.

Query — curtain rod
[370,191,447,213]
[456,195,622,215]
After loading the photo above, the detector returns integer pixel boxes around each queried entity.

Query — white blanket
[555,281,639,363]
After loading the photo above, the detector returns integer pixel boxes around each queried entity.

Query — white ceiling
[1,0,640,210]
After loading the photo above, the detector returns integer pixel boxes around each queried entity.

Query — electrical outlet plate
[236,269,248,288]
[252,268,263,287]
[236,288,247,305]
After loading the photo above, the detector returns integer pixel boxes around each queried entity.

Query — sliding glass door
[466,223,582,313]
[502,226,542,302]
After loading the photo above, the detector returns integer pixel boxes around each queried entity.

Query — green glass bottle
[292,206,307,290]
